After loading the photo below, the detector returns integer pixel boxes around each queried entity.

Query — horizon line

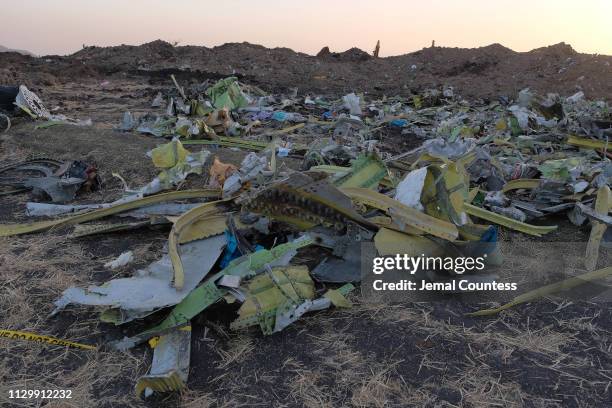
[3,39,612,59]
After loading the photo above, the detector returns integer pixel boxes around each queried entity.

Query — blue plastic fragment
[220,230,240,268]
[271,111,288,122]
[480,225,498,243]
[389,119,408,128]
[219,230,265,268]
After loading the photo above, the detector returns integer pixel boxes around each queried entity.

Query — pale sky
[1,0,610,57]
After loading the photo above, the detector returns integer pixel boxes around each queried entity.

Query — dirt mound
[0,45,36,57]
[72,39,184,72]
[410,44,515,77]
[1,41,610,101]
[317,46,372,62]
[529,42,577,58]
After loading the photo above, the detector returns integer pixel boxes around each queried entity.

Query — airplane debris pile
[1,77,609,397]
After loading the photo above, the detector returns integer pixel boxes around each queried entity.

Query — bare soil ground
[0,41,611,407]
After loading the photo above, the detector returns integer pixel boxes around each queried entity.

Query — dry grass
[0,235,89,325]
[288,369,334,408]
[335,296,611,407]
[1,123,610,407]
[1,224,609,407]
[0,343,147,407]
[350,363,407,408]
[179,390,215,408]
[0,135,30,162]
[214,337,255,369]
[0,218,150,407]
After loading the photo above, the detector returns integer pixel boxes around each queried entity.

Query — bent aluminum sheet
[52,234,226,322]
[136,327,191,397]
[26,202,203,218]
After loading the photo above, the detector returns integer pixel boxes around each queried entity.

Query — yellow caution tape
[0,330,96,350]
